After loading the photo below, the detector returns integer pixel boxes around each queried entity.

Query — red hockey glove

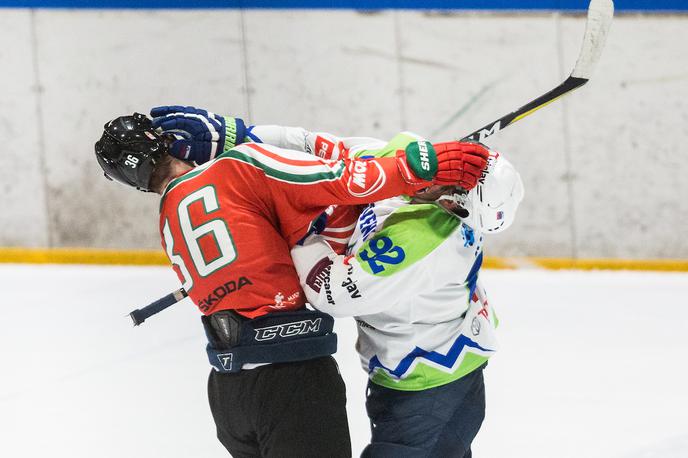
[432,141,490,190]
[395,140,490,190]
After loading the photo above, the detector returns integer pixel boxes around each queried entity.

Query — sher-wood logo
[254,318,322,341]
[418,141,431,172]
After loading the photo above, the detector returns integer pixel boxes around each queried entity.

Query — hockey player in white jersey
[241,124,524,456]
[151,107,521,456]
[290,138,524,457]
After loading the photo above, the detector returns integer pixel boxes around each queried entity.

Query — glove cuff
[222,117,248,153]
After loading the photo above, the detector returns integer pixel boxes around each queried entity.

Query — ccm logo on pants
[253,319,322,342]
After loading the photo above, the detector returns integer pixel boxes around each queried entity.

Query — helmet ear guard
[94,113,168,192]
[428,150,523,233]
[459,151,524,233]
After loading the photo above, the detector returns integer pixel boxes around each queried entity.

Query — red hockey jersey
[159,142,422,318]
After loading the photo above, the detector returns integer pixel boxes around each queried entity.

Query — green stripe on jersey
[352,132,421,159]
[159,147,345,211]
[220,149,345,184]
[355,204,460,277]
[160,161,215,211]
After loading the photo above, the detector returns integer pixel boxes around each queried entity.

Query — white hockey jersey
[245,124,517,391]
[292,198,502,391]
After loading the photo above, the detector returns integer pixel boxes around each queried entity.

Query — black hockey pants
[207,356,351,457]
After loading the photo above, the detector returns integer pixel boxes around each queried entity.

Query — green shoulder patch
[355,205,460,277]
[352,132,420,159]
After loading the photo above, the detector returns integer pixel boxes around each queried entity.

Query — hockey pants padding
[208,355,351,458]
[362,365,486,458]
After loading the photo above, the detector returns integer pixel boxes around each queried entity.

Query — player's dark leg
[429,368,485,457]
[257,356,351,458]
[207,369,262,457]
[362,365,486,458]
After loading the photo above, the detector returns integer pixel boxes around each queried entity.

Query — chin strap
[434,190,471,219]
[411,187,471,219]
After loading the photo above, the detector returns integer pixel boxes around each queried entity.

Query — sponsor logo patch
[418,141,431,172]
[478,152,499,185]
[272,291,300,309]
[224,117,238,149]
[477,301,490,320]
[347,160,386,198]
[355,319,377,330]
[341,264,362,299]
[254,318,322,341]
[323,275,335,305]
[471,317,481,336]
[306,258,333,293]
[314,136,335,159]
[358,205,378,242]
[198,276,252,312]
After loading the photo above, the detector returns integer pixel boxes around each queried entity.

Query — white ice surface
[1,265,687,457]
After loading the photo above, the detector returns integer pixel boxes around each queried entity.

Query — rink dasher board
[1,247,687,272]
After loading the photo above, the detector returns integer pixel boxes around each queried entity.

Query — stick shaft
[460,76,588,143]
[461,0,613,143]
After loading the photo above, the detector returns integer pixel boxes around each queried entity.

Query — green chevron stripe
[371,351,490,391]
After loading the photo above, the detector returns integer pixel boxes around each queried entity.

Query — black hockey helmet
[94,113,169,192]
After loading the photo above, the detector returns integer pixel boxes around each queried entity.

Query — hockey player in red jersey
[94,108,490,457]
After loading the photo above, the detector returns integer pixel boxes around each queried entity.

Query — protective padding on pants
[362,365,486,458]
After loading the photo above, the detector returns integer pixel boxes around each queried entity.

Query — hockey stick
[129,288,188,326]
[460,0,614,143]
[129,1,613,327]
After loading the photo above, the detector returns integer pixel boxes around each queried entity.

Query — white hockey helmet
[463,150,524,233]
[436,150,524,233]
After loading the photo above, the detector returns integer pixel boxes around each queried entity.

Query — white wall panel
[243,10,402,137]
[34,10,246,248]
[564,16,688,258]
[398,12,572,257]
[0,10,49,247]
[0,11,686,259]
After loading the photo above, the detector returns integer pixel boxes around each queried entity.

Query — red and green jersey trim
[160,143,347,211]
[223,143,346,185]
